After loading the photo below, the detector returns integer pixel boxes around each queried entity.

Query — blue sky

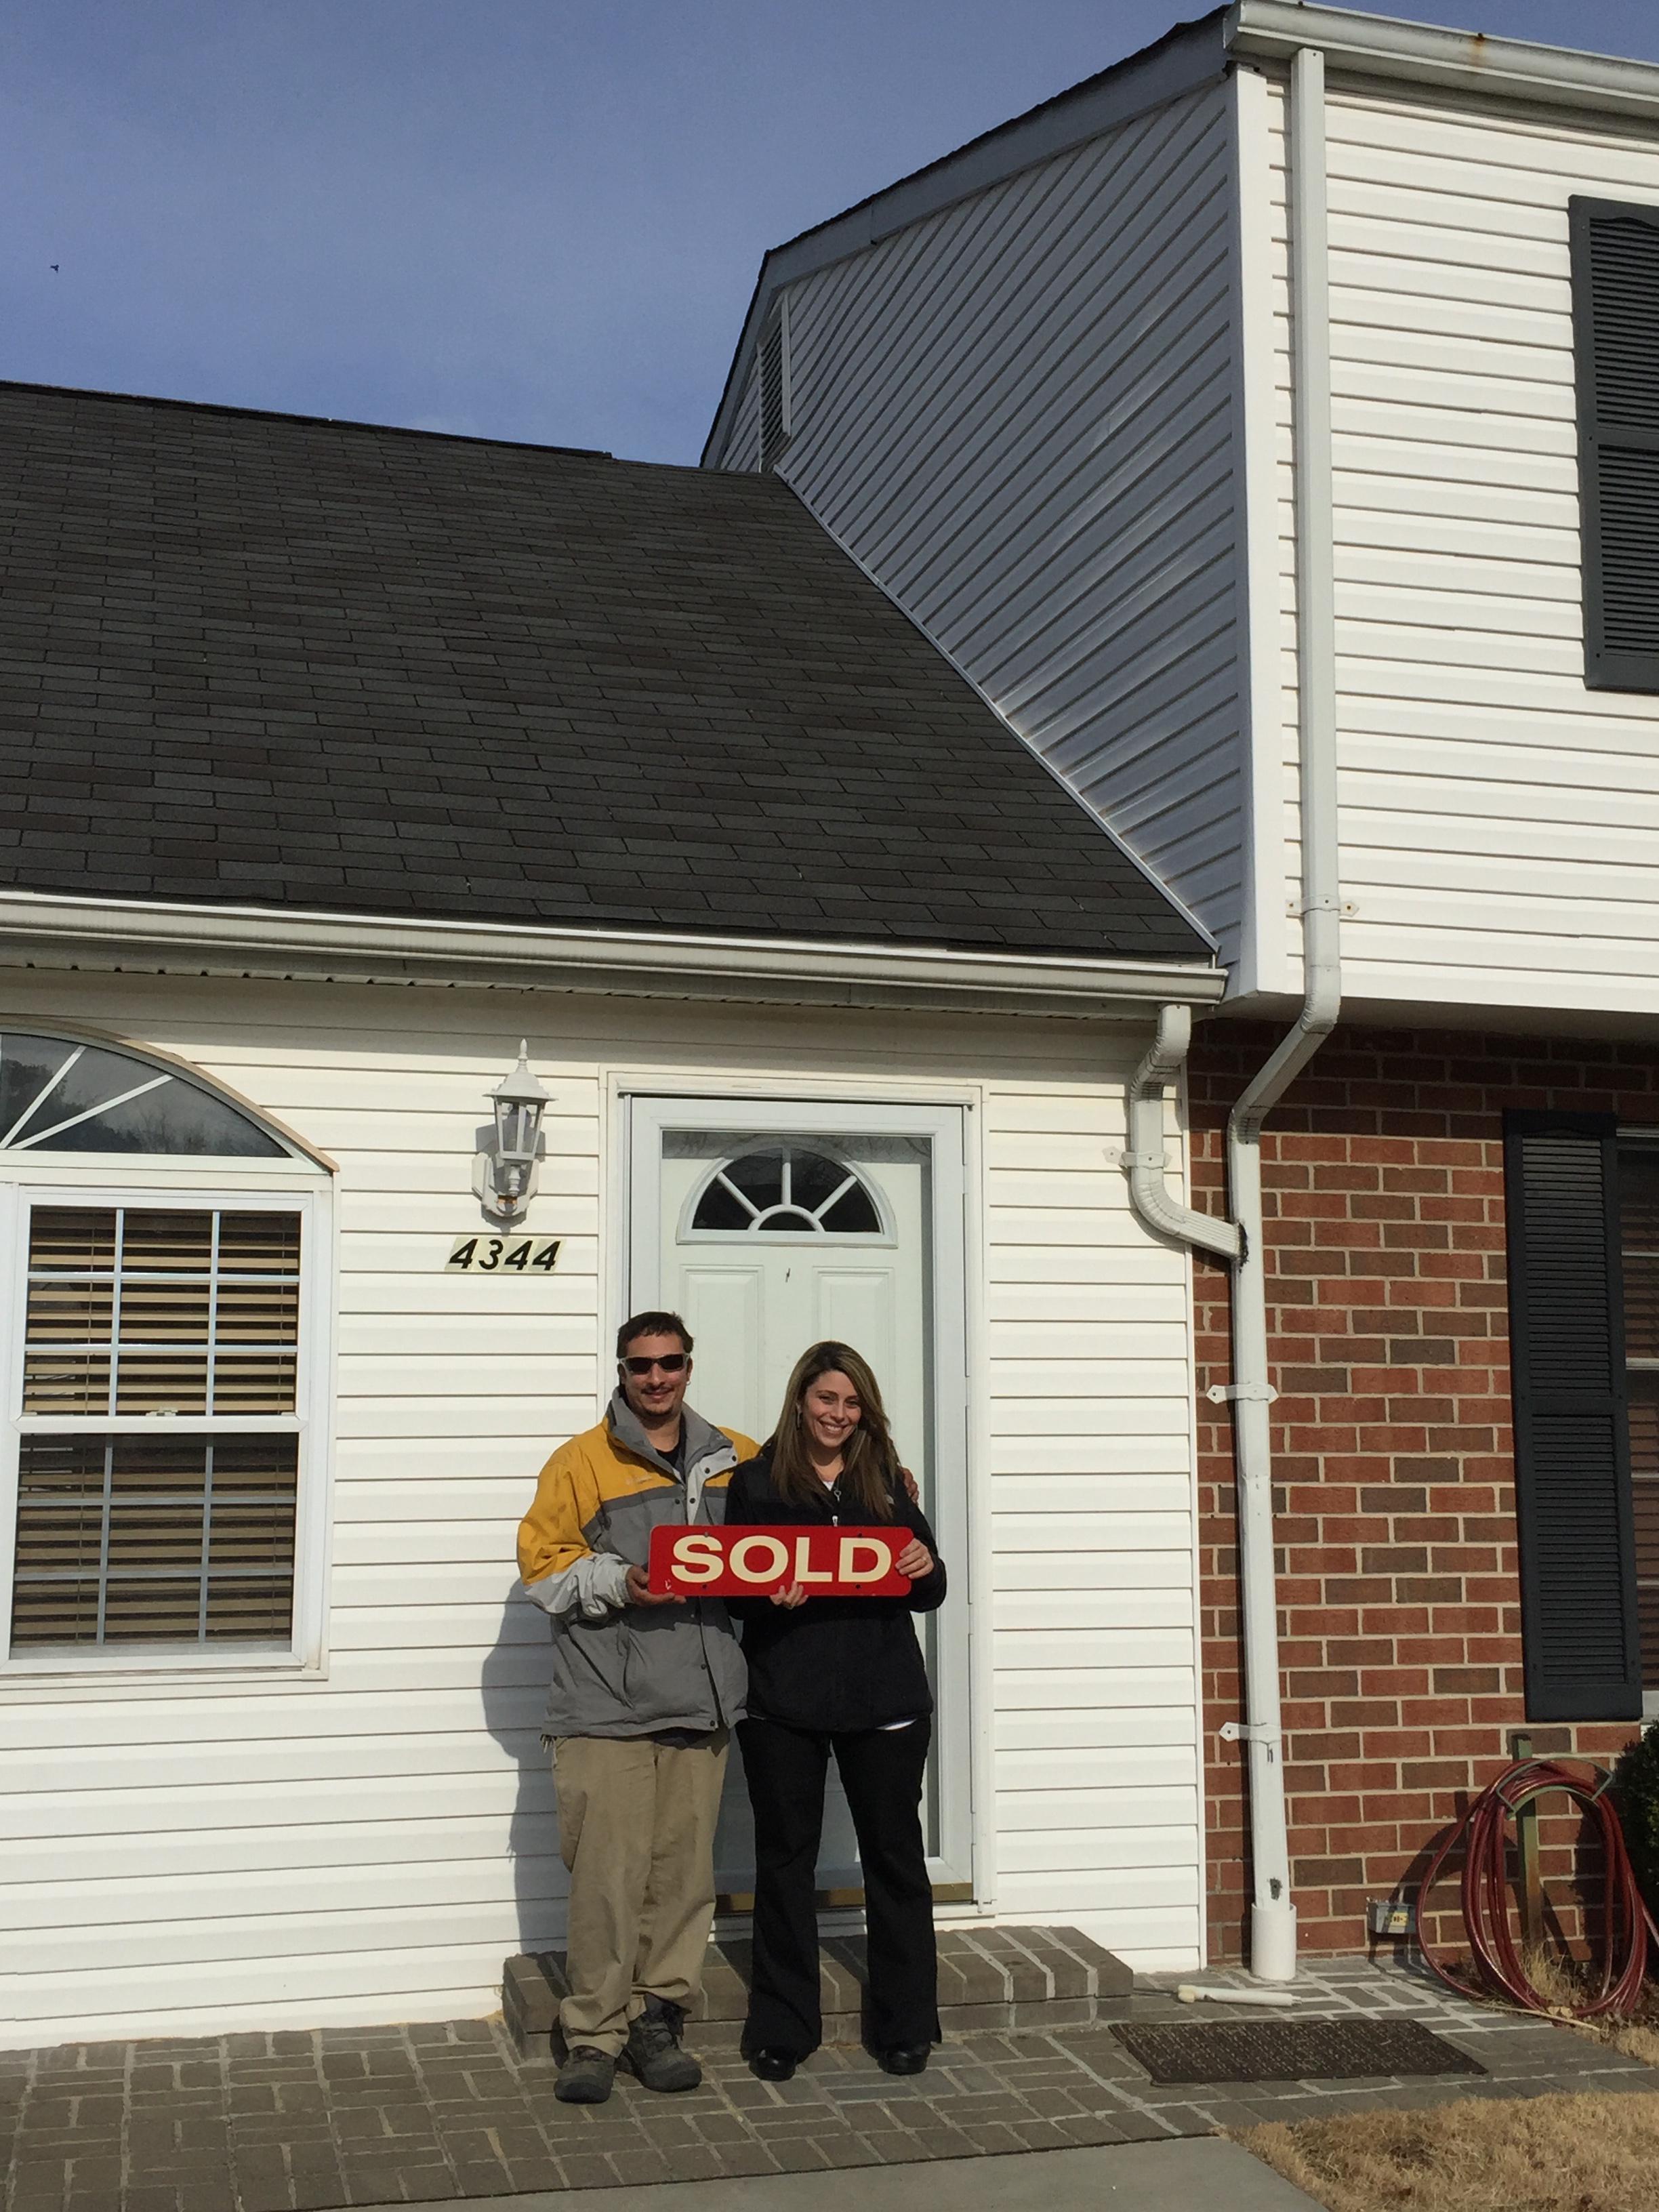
[5,0,1658,466]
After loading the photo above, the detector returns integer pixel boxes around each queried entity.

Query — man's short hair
[616,1311,693,1359]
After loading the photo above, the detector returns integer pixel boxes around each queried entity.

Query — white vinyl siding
[722,83,1247,963]
[720,361,761,477]
[0,968,1202,2046]
[1260,75,1659,1012]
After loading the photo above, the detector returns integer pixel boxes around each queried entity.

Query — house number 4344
[445,1234,562,1273]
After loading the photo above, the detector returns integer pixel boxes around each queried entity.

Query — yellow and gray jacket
[517,1393,756,1737]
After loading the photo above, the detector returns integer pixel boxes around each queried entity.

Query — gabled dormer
[706,3,1659,1027]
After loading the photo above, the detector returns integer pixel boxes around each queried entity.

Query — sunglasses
[621,1353,687,1376]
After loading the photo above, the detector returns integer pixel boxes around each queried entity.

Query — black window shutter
[1504,1111,1642,1721]
[1570,197,1659,693]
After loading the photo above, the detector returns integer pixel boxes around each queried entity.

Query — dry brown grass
[1239,2091,1659,2212]
[1490,1950,1659,2068]
[1517,1944,1591,2011]
[1605,2019,1659,2066]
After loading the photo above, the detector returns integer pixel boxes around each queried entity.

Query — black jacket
[725,1446,947,1733]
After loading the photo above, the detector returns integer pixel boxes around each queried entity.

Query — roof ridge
[0,377,614,461]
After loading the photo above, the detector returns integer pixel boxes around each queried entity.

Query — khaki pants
[552,1730,729,2056]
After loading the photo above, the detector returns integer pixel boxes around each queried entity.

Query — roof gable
[704,1,1659,468]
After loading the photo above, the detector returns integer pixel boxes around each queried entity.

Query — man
[517,1312,757,2106]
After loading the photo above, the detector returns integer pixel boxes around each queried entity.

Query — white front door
[626,1095,972,1898]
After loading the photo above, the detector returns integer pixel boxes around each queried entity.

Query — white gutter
[0,888,1224,1019]
[1127,43,1339,1984]
[1229,2,1659,123]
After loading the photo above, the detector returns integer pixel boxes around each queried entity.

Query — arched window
[1,1031,328,1669]
[0,1031,297,1157]
[691,1144,883,1236]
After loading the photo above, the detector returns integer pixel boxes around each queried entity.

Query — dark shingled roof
[0,382,1210,964]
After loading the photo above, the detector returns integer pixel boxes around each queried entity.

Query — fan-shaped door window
[691,1144,883,1237]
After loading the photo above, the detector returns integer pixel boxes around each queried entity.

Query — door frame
[619,1086,977,1898]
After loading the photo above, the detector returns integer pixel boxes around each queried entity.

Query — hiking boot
[623,1997,701,2092]
[554,2045,615,2104]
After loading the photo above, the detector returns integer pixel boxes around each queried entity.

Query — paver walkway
[4,1954,1654,2212]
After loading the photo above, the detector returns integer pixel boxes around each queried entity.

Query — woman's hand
[770,1580,809,1609]
[896,1538,933,1579]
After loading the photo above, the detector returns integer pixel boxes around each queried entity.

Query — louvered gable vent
[759,300,790,471]
[1571,198,1659,692]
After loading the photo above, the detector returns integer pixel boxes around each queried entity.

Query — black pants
[739,1713,938,2057]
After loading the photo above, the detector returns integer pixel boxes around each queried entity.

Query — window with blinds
[10,1204,303,1650]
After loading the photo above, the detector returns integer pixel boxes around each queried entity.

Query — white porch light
[472,1040,550,1223]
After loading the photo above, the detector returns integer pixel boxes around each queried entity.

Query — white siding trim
[1230,64,1292,1000]
[781,477,1218,953]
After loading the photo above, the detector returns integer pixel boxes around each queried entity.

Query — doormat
[1113,2015,1487,2085]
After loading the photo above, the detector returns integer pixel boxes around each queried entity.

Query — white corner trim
[1227,63,1289,1003]
[0,888,1226,1015]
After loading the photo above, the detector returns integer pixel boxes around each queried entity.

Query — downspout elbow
[1126,1004,1243,1265]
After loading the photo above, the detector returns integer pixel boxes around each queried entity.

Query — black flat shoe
[747,2047,798,2081]
[878,2044,930,2076]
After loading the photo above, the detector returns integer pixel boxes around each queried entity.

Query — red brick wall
[1187,1024,1650,1961]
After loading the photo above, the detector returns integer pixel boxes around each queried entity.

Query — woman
[726,1340,946,2081]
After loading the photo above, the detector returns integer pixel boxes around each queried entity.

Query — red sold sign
[648,1523,911,1597]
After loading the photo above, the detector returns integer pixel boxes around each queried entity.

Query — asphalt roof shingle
[0,383,1212,964]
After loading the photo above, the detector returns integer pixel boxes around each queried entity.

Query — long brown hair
[767,1340,898,1521]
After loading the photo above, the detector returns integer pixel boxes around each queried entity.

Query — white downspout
[1228,39,1339,1985]
[1126,44,1338,1984]
[1127,1006,1242,1266]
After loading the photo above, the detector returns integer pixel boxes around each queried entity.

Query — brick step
[504,1924,1134,2061]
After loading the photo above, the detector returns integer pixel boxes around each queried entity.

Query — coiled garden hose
[1416,1756,1659,2018]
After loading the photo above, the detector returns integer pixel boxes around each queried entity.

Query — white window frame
[0,1164,335,1681]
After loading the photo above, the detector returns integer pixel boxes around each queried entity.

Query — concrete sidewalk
[355,2136,1324,2212]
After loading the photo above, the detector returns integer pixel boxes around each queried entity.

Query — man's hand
[769,1581,809,1609]
[899,1465,920,1505]
[895,1537,933,1579]
[625,1565,684,1607]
